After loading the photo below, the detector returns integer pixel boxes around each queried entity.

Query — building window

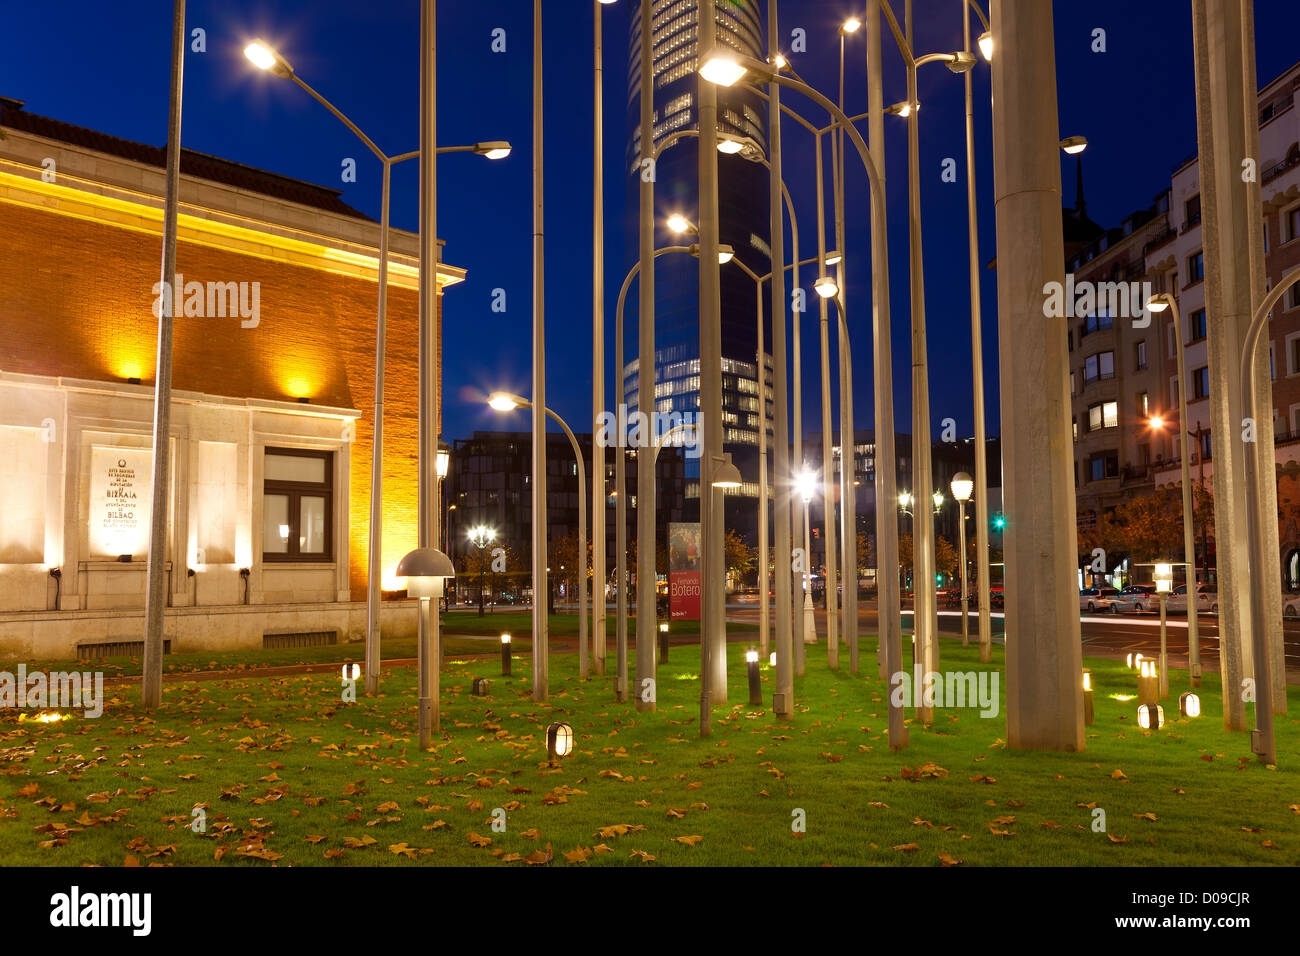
[1200,430,1212,460]
[1189,308,1207,341]
[1286,205,1300,243]
[1187,251,1204,284]
[1083,312,1114,335]
[1083,351,1114,383]
[1287,283,1300,311]
[1137,391,1150,419]
[1191,366,1210,400]
[1135,340,1147,370]
[1184,194,1201,228]
[263,448,333,562]
[1088,401,1118,431]
[1088,452,1119,482]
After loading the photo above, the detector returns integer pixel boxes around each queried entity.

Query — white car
[1284,595,1300,619]
[1111,585,1158,613]
[1165,584,1218,615]
[1079,587,1121,613]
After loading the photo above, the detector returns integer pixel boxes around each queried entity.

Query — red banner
[668,522,701,620]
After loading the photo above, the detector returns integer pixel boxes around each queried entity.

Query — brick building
[0,97,461,657]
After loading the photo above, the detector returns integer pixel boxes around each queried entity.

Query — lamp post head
[712,454,743,490]
[717,132,765,162]
[886,101,920,117]
[717,244,735,265]
[840,16,862,34]
[1060,135,1088,155]
[244,40,294,78]
[796,469,817,504]
[1146,293,1172,313]
[395,547,455,599]
[946,51,978,73]
[699,48,752,87]
[898,491,914,510]
[666,213,697,236]
[487,392,522,412]
[951,472,974,502]
[932,490,945,511]
[823,251,843,266]
[977,31,994,61]
[813,276,839,299]
[1148,415,1166,431]
[472,141,512,159]
[436,439,451,479]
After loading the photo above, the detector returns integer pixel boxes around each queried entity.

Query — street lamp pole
[142,0,186,709]
[489,393,588,679]
[531,0,548,701]
[952,472,973,646]
[1147,293,1202,687]
[813,131,839,665]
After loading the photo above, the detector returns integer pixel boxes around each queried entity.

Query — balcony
[1142,224,1176,256]
[1263,151,1300,184]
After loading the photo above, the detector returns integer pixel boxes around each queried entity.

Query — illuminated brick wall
[0,200,438,602]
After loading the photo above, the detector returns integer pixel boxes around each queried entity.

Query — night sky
[2,0,1295,445]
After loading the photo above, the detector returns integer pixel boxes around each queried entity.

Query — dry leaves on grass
[628,849,655,862]
[467,832,492,848]
[672,835,703,847]
[892,843,920,852]
[938,852,962,867]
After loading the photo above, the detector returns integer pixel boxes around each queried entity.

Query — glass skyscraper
[623,0,772,523]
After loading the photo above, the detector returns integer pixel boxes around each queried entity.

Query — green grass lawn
[1,635,1295,867]
[17,612,753,680]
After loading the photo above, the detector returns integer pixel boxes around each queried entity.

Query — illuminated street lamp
[951,472,973,646]
[545,721,575,764]
[796,470,817,648]
[466,525,496,617]
[500,632,512,676]
[1082,669,1094,726]
[746,647,762,706]
[396,546,456,748]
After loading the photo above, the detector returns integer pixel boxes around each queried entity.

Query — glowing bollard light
[659,621,670,664]
[1179,691,1201,718]
[1137,703,1165,730]
[769,652,776,667]
[1082,670,1094,726]
[1137,659,1159,706]
[500,633,512,676]
[1126,652,1145,670]
[746,647,762,706]
[546,721,574,765]
[341,663,361,681]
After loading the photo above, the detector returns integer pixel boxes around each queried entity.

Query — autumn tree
[935,535,959,578]
[724,528,756,583]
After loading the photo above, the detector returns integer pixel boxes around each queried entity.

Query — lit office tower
[624,0,772,532]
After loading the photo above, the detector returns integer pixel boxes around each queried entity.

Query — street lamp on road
[466,524,496,617]
[951,472,973,647]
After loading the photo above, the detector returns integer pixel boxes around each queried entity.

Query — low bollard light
[472,677,491,696]
[341,663,361,681]
[1179,691,1201,718]
[1137,659,1159,705]
[500,633,512,676]
[1137,702,1165,730]
[659,621,670,663]
[746,647,762,705]
[546,721,574,765]
[1082,669,1094,726]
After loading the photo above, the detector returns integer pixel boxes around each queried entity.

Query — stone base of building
[0,600,420,662]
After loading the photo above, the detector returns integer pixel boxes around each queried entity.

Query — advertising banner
[668,522,701,620]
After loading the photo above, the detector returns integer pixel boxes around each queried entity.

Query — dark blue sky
[3,0,1295,443]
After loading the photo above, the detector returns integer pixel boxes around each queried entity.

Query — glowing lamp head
[746,648,759,664]
[841,16,862,34]
[488,392,519,412]
[342,663,361,681]
[1060,136,1088,155]
[977,31,993,61]
[244,40,293,78]
[950,472,974,502]
[712,455,743,490]
[472,141,512,160]
[659,622,669,633]
[716,137,745,155]
[699,50,748,87]
[898,491,914,509]
[1146,294,1171,313]
[796,470,817,504]
[436,440,451,479]
[500,632,511,645]
[546,721,575,762]
[717,245,735,265]
[1154,564,1173,594]
[395,547,455,599]
[1137,703,1165,730]
[932,490,945,511]
[824,251,843,266]
[1082,670,1092,692]
[1148,415,1166,431]
[769,652,777,666]
[814,276,839,299]
[1179,692,1201,718]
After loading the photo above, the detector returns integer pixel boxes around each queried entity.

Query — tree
[857,530,874,575]
[724,528,755,581]
[935,535,959,578]
[1109,489,1182,562]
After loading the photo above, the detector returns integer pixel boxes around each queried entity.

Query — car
[1079,587,1121,613]
[1165,584,1218,615]
[1111,584,1158,613]
[1285,595,1300,619]
[989,586,1004,609]
[936,587,972,608]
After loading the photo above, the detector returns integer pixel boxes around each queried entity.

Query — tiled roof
[0,95,372,221]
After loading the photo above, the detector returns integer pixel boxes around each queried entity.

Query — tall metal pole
[364,157,393,697]
[615,299,629,702]
[990,0,1084,751]
[592,0,608,677]
[833,28,858,674]
[1160,298,1202,686]
[417,0,442,743]
[698,0,724,729]
[904,1,938,724]
[813,131,839,663]
[867,0,903,709]
[531,0,549,701]
[635,0,657,712]
[142,0,186,710]
[962,0,993,664]
[768,0,794,713]
[757,283,770,657]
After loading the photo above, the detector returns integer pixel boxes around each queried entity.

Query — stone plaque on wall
[89,446,153,558]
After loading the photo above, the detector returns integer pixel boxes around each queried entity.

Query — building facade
[1066,59,1300,589]
[0,97,459,658]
